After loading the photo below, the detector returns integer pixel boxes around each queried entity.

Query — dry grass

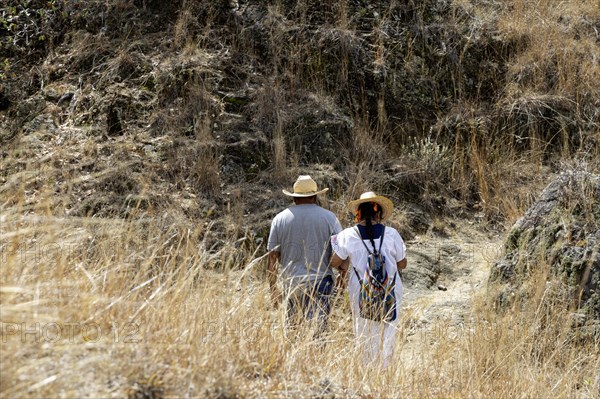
[1,191,598,398]
[496,0,600,152]
[415,0,600,219]
[173,5,195,50]
[499,0,600,68]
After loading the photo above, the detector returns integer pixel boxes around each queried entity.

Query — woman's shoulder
[383,225,404,239]
[335,226,359,238]
[339,226,358,234]
[331,226,358,252]
[383,224,398,232]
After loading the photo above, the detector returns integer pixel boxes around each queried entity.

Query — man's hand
[267,250,281,309]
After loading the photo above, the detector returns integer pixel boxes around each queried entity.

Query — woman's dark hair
[357,202,382,251]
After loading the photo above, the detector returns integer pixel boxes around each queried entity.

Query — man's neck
[293,197,317,205]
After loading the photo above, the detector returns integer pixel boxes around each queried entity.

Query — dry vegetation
[1,204,598,398]
[1,0,600,397]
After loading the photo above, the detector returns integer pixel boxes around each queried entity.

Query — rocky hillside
[491,171,600,325]
[1,0,599,234]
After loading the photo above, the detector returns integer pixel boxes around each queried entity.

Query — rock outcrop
[491,171,600,323]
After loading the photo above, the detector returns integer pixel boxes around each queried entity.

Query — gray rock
[57,92,75,106]
[490,171,600,320]
[569,312,588,327]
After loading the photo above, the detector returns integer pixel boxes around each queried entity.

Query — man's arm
[267,250,282,308]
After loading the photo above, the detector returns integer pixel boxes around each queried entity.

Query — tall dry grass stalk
[1,188,598,398]
[173,3,195,49]
[272,112,287,183]
[192,114,221,197]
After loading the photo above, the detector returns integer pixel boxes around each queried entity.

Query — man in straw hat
[267,175,343,331]
[330,191,407,366]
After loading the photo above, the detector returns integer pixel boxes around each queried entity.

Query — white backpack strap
[378,225,386,255]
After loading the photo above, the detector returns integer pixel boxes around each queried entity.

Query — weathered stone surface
[490,171,600,319]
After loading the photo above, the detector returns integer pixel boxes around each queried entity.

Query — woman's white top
[331,224,406,283]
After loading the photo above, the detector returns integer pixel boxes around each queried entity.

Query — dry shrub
[173,5,195,49]
[487,160,548,224]
[402,136,451,192]
[60,31,112,75]
[97,47,149,88]
[251,81,287,137]
[162,137,221,198]
[153,54,218,111]
[496,0,600,151]
[349,116,387,165]
[499,93,581,157]
[152,61,223,196]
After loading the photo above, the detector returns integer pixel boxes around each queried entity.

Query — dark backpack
[353,226,397,322]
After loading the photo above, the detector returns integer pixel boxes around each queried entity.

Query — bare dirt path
[398,222,504,363]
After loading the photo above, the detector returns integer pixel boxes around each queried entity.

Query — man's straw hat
[348,191,394,221]
[282,175,329,197]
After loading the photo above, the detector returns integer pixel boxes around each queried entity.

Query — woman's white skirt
[348,274,403,367]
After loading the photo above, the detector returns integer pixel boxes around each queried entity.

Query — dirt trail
[398,222,504,362]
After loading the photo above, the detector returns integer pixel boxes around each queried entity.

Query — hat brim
[348,196,393,221]
[282,188,329,197]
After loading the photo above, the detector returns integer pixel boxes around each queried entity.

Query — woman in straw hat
[330,192,407,366]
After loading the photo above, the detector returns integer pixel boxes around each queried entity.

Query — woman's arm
[393,229,408,271]
[397,257,407,270]
[331,253,350,291]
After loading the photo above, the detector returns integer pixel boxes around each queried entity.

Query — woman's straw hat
[282,175,329,197]
[348,191,394,221]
